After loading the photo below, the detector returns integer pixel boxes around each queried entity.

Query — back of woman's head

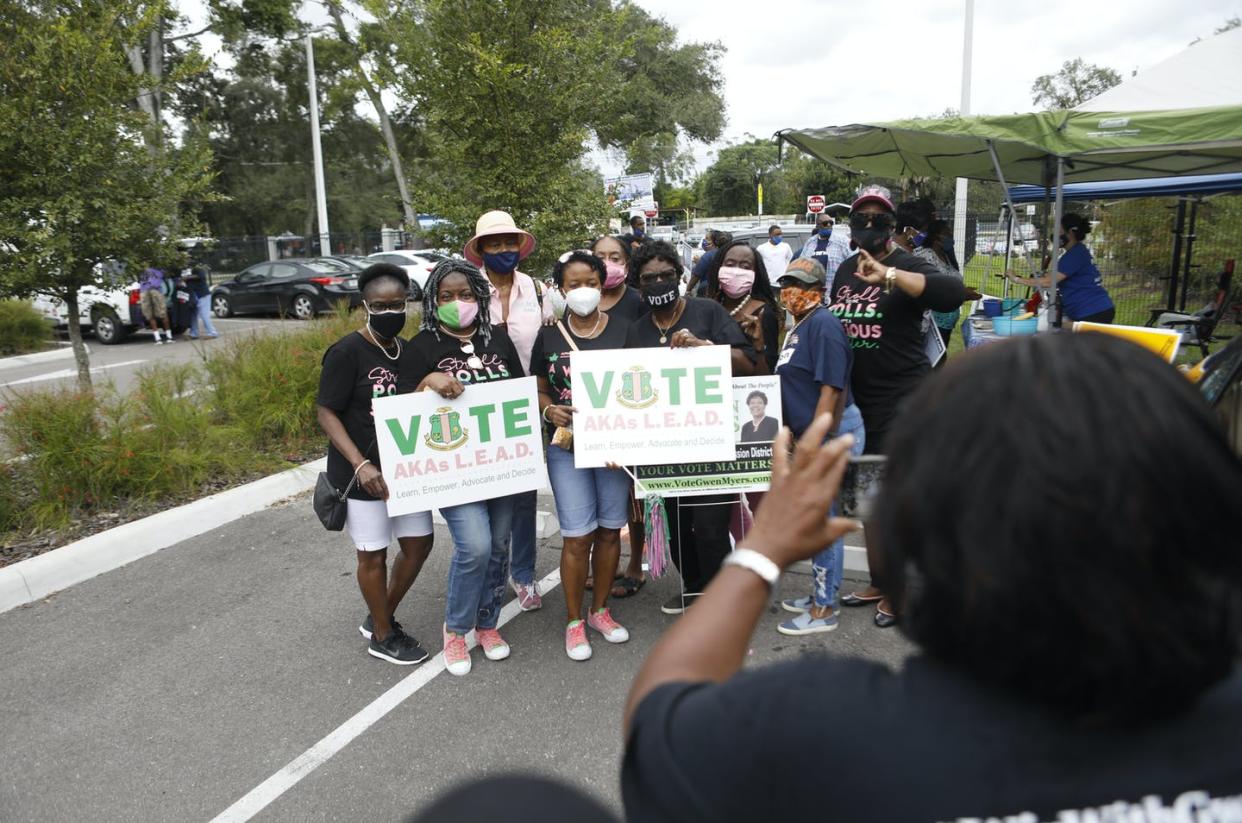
[895,200,933,233]
[1062,212,1091,239]
[876,333,1242,726]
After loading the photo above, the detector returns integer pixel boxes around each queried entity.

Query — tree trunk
[325,2,418,232]
[125,44,157,122]
[147,17,163,130]
[63,290,92,392]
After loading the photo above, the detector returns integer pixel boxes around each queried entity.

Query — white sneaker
[153,334,164,345]
[565,619,592,661]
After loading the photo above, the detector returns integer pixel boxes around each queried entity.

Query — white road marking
[210,567,564,823]
[0,359,148,387]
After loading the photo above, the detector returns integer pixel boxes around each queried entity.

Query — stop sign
[806,195,826,214]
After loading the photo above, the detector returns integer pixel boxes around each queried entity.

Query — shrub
[0,301,53,355]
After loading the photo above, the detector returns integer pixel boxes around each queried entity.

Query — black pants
[1075,307,1116,324]
[665,494,734,594]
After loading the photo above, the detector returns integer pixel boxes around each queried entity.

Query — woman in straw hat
[464,210,552,614]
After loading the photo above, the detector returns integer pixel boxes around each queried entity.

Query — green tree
[378,0,621,268]
[1030,58,1122,110]
[0,0,215,389]
[696,138,780,216]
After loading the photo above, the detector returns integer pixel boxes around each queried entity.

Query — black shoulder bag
[314,441,375,531]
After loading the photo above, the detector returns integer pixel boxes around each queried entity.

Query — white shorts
[345,498,433,551]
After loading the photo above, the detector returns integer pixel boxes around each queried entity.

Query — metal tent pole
[1051,157,1065,327]
[1179,199,1200,312]
[1166,200,1187,311]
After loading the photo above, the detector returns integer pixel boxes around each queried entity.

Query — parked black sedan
[210,258,362,320]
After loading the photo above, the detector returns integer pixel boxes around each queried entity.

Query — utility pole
[306,34,331,256]
[953,0,974,262]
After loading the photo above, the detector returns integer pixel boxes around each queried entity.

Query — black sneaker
[368,627,429,665]
[660,592,701,615]
[359,614,403,640]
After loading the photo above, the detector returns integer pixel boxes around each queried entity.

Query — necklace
[567,311,603,339]
[362,327,401,361]
[652,300,686,345]
[438,324,483,370]
[726,296,752,318]
[788,305,821,337]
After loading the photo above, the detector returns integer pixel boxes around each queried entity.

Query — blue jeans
[812,404,866,608]
[188,296,218,337]
[441,495,517,633]
[509,489,537,585]
[546,444,631,538]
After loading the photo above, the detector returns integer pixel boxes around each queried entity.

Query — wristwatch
[884,267,898,292]
[723,548,781,589]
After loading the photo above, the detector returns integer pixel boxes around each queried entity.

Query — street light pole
[952,0,973,262]
[306,34,331,257]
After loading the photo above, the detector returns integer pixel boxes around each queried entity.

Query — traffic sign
[807,195,826,214]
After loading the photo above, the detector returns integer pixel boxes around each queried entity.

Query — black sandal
[610,575,646,598]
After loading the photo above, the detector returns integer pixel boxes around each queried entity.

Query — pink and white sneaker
[443,626,471,676]
[511,579,542,611]
[475,627,511,661]
[587,608,630,644]
[565,619,592,661]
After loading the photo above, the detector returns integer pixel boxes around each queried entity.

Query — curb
[0,457,326,615]
[0,344,82,371]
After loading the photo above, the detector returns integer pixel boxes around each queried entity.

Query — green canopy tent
[776,104,1242,322]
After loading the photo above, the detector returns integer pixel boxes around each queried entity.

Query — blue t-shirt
[775,307,852,437]
[691,249,718,295]
[1057,244,1113,320]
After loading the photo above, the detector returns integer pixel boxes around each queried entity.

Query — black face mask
[368,311,407,340]
[851,227,890,255]
[641,280,679,309]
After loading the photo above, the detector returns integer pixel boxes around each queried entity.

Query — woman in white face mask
[530,251,636,661]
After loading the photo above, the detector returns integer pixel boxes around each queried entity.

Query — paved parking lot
[0,495,911,821]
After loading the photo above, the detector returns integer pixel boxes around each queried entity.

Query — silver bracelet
[352,459,372,477]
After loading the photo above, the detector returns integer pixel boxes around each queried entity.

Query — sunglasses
[848,212,895,231]
[638,270,679,285]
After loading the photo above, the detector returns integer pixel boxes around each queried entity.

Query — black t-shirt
[623,654,1242,823]
[720,300,779,372]
[626,296,757,364]
[529,315,631,437]
[828,246,964,440]
[603,285,647,324]
[397,326,525,392]
[316,331,402,501]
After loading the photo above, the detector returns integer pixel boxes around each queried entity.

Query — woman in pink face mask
[708,239,780,375]
[592,235,646,323]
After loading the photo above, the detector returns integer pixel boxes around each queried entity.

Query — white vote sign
[373,377,548,515]
[569,345,735,468]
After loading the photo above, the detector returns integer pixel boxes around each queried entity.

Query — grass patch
[0,305,412,535]
[0,300,54,356]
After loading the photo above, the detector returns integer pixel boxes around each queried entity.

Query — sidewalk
[0,495,910,822]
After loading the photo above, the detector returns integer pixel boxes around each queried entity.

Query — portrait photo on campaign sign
[372,376,548,515]
[568,345,735,468]
[636,375,781,498]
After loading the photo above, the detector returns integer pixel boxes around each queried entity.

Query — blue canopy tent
[1007,173,1242,312]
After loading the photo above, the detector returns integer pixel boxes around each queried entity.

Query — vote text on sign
[373,376,548,515]
[569,345,735,468]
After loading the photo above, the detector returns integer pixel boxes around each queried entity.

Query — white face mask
[565,286,602,317]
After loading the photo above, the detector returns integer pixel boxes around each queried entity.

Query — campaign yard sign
[373,377,547,515]
[635,376,781,497]
[569,345,735,468]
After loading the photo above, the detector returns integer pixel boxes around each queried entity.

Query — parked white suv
[32,279,188,345]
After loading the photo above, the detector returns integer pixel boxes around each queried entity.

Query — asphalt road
[0,316,304,397]
[0,496,912,822]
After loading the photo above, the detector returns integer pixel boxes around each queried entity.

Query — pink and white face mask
[717,266,755,298]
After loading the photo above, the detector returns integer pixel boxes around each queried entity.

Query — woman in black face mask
[316,263,434,666]
[827,187,967,628]
[623,241,759,615]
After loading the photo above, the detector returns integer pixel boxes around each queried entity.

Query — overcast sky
[186,0,1241,177]
[597,0,1241,176]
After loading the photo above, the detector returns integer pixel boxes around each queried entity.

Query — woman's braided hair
[420,258,494,346]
